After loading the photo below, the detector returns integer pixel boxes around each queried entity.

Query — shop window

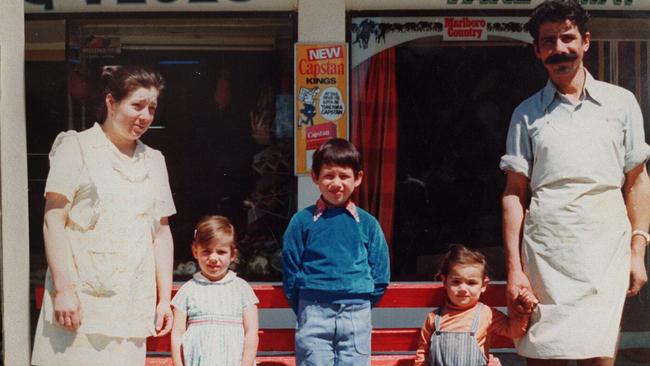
[350,16,650,283]
[26,15,296,283]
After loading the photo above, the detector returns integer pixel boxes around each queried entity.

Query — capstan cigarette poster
[294,43,349,175]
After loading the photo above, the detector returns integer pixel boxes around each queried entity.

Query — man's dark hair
[526,0,590,43]
[311,138,362,177]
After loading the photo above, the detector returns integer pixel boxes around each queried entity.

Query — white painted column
[0,1,29,365]
[296,0,346,209]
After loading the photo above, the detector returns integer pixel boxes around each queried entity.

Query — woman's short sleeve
[150,150,176,219]
[622,90,650,172]
[499,109,533,178]
[44,131,83,202]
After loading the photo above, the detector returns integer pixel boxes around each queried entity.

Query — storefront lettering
[25,0,251,11]
[307,129,333,139]
[25,0,53,10]
[298,60,345,79]
[445,17,486,39]
[306,78,337,85]
[307,46,343,61]
[446,0,532,4]
[446,0,633,4]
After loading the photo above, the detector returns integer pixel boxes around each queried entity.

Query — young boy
[282,138,390,366]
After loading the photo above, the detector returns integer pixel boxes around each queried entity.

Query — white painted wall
[1,1,29,365]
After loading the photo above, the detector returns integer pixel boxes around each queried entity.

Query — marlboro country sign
[444,17,487,41]
[294,43,349,175]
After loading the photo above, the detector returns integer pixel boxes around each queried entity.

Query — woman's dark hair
[436,244,488,280]
[311,138,362,177]
[526,0,590,43]
[192,215,237,252]
[96,65,165,122]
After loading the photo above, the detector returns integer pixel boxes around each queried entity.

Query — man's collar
[541,69,603,109]
[582,71,605,105]
[541,79,558,110]
[314,197,360,223]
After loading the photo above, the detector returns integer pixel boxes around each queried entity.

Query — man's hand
[627,255,648,297]
[155,300,173,336]
[507,270,534,315]
[53,287,81,331]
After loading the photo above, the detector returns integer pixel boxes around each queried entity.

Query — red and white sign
[443,17,487,41]
[307,45,344,61]
[305,122,337,150]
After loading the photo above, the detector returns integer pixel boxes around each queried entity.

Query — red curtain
[351,48,399,252]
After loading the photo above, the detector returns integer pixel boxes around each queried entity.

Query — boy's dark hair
[311,138,362,177]
[526,0,590,43]
[436,244,488,280]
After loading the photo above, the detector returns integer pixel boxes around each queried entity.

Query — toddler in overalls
[414,244,538,366]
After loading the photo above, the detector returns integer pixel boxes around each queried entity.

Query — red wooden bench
[36,282,512,365]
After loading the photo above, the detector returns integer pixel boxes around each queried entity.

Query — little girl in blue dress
[171,215,259,366]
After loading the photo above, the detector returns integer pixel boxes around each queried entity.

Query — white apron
[516,102,631,359]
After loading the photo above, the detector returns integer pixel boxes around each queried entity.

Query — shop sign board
[26,0,646,13]
[294,43,349,175]
[351,16,531,67]
[443,17,488,41]
[25,0,296,13]
[348,0,642,11]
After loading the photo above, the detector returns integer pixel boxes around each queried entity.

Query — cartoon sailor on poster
[298,86,320,127]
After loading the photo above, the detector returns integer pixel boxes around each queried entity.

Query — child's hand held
[517,288,539,313]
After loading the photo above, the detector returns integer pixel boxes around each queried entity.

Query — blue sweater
[282,204,390,312]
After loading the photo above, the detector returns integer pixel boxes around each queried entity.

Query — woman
[32,65,176,365]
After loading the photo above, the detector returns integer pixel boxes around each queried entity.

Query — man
[500,1,650,365]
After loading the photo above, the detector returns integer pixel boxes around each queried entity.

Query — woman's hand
[153,218,174,337]
[53,286,81,331]
[155,300,173,336]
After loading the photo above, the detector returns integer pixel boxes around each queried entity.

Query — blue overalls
[429,304,487,366]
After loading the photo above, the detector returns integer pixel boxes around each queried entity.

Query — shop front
[3,0,649,363]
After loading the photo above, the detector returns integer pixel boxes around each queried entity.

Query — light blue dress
[171,271,259,366]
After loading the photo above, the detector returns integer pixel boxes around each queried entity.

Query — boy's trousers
[295,299,372,366]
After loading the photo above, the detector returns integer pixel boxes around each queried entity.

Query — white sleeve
[44,131,83,202]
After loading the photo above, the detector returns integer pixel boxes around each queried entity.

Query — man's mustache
[545,53,578,65]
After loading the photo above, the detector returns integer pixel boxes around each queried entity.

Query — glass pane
[26,15,296,283]
[350,16,650,287]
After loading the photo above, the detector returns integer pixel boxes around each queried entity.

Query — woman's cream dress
[32,123,176,366]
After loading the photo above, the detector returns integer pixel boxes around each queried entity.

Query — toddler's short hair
[311,138,362,177]
[192,215,236,251]
[436,244,488,280]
